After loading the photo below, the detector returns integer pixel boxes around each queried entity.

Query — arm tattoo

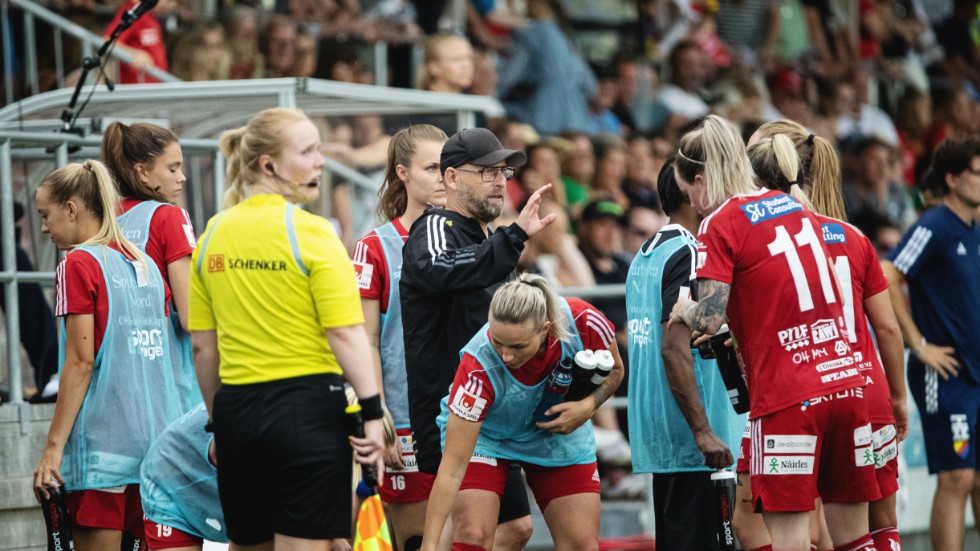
[689,279,731,334]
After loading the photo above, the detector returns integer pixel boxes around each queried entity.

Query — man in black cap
[400,128,556,550]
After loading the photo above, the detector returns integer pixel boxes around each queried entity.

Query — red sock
[451,543,487,551]
[834,533,876,551]
[870,527,901,550]
[749,546,773,551]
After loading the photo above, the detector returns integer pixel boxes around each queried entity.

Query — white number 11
[767,219,836,312]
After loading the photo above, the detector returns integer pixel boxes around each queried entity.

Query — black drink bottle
[698,324,750,414]
[711,470,737,551]
[567,350,597,402]
[40,484,75,551]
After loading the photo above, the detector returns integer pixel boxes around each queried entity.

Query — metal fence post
[1,138,23,405]
[2,0,14,106]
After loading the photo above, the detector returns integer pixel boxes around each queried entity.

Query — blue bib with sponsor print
[118,200,202,414]
[61,244,182,490]
[626,230,746,473]
[375,221,411,429]
[141,404,227,543]
[437,299,596,466]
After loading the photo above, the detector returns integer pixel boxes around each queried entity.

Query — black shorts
[213,373,352,545]
[498,463,532,524]
[652,471,721,551]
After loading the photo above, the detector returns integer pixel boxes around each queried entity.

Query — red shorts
[65,484,143,535]
[379,428,436,504]
[143,518,203,550]
[872,423,899,499]
[748,388,881,512]
[460,456,599,512]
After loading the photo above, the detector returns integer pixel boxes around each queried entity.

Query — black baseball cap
[580,200,626,224]
[440,128,527,174]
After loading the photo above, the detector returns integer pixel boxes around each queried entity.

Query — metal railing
[1,0,181,106]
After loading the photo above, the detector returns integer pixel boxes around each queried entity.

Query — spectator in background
[416,34,475,93]
[497,0,597,135]
[315,38,363,82]
[259,15,297,78]
[621,136,659,209]
[715,0,780,68]
[105,0,176,84]
[586,69,624,136]
[590,136,630,210]
[933,0,980,90]
[577,200,630,335]
[222,5,264,79]
[169,22,230,82]
[623,204,667,259]
[655,39,711,128]
[895,87,933,186]
[470,49,500,97]
[610,53,640,134]
[764,67,814,127]
[510,142,566,211]
[842,136,918,230]
[927,81,980,152]
[836,64,901,145]
[811,76,856,144]
[292,27,318,78]
[517,199,596,289]
[560,132,597,215]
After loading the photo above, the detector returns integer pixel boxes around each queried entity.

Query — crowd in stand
[5,0,980,503]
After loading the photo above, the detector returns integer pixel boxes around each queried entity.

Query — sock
[871,527,901,550]
[749,546,773,551]
[834,533,876,551]
[451,543,487,551]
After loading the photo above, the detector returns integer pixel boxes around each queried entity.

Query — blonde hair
[40,160,147,270]
[220,107,310,209]
[416,34,468,90]
[378,124,448,221]
[755,120,846,221]
[747,134,814,210]
[489,273,573,343]
[675,115,757,210]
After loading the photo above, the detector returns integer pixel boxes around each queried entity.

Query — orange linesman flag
[353,493,392,551]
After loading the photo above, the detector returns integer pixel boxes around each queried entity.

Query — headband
[677,148,705,165]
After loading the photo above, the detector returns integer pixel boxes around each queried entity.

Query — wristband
[359,394,384,421]
[913,336,927,357]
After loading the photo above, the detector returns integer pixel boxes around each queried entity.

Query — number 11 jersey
[696,189,861,418]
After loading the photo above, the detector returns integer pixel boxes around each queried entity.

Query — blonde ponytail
[747,135,815,211]
[676,115,757,211]
[40,161,148,276]
[755,120,846,221]
[490,273,573,343]
[220,126,248,208]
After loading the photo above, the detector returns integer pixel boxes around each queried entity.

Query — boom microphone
[108,0,160,41]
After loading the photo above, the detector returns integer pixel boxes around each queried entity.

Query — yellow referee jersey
[189,194,364,385]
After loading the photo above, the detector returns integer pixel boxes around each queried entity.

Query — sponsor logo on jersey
[957,242,967,256]
[815,357,855,372]
[876,439,898,468]
[873,425,896,448]
[765,455,814,474]
[740,194,804,224]
[800,387,863,410]
[470,453,497,466]
[352,261,374,290]
[765,435,817,454]
[854,424,873,447]
[835,341,850,356]
[450,376,488,422]
[952,414,971,459]
[855,446,875,466]
[132,328,164,360]
[821,223,847,244]
[226,258,288,271]
[778,324,809,351]
[207,254,225,273]
[811,319,840,344]
[820,367,858,383]
[628,317,652,347]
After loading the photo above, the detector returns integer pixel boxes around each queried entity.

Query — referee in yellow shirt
[189,107,384,550]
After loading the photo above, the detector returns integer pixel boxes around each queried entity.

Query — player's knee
[868,499,897,530]
[937,469,975,495]
[495,516,533,549]
[455,522,495,550]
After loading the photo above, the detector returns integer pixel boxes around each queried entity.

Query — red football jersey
[105,1,168,84]
[817,215,893,424]
[448,299,615,422]
[696,189,861,418]
[352,219,409,312]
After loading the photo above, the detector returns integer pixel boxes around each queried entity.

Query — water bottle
[566,350,597,401]
[40,483,76,551]
[345,404,378,490]
[703,325,750,414]
[533,358,574,423]
[587,349,614,394]
[711,470,737,551]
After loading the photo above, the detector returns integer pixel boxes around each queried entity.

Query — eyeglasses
[456,166,515,182]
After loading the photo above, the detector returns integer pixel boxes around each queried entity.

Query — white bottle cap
[710,470,736,482]
[574,350,597,371]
